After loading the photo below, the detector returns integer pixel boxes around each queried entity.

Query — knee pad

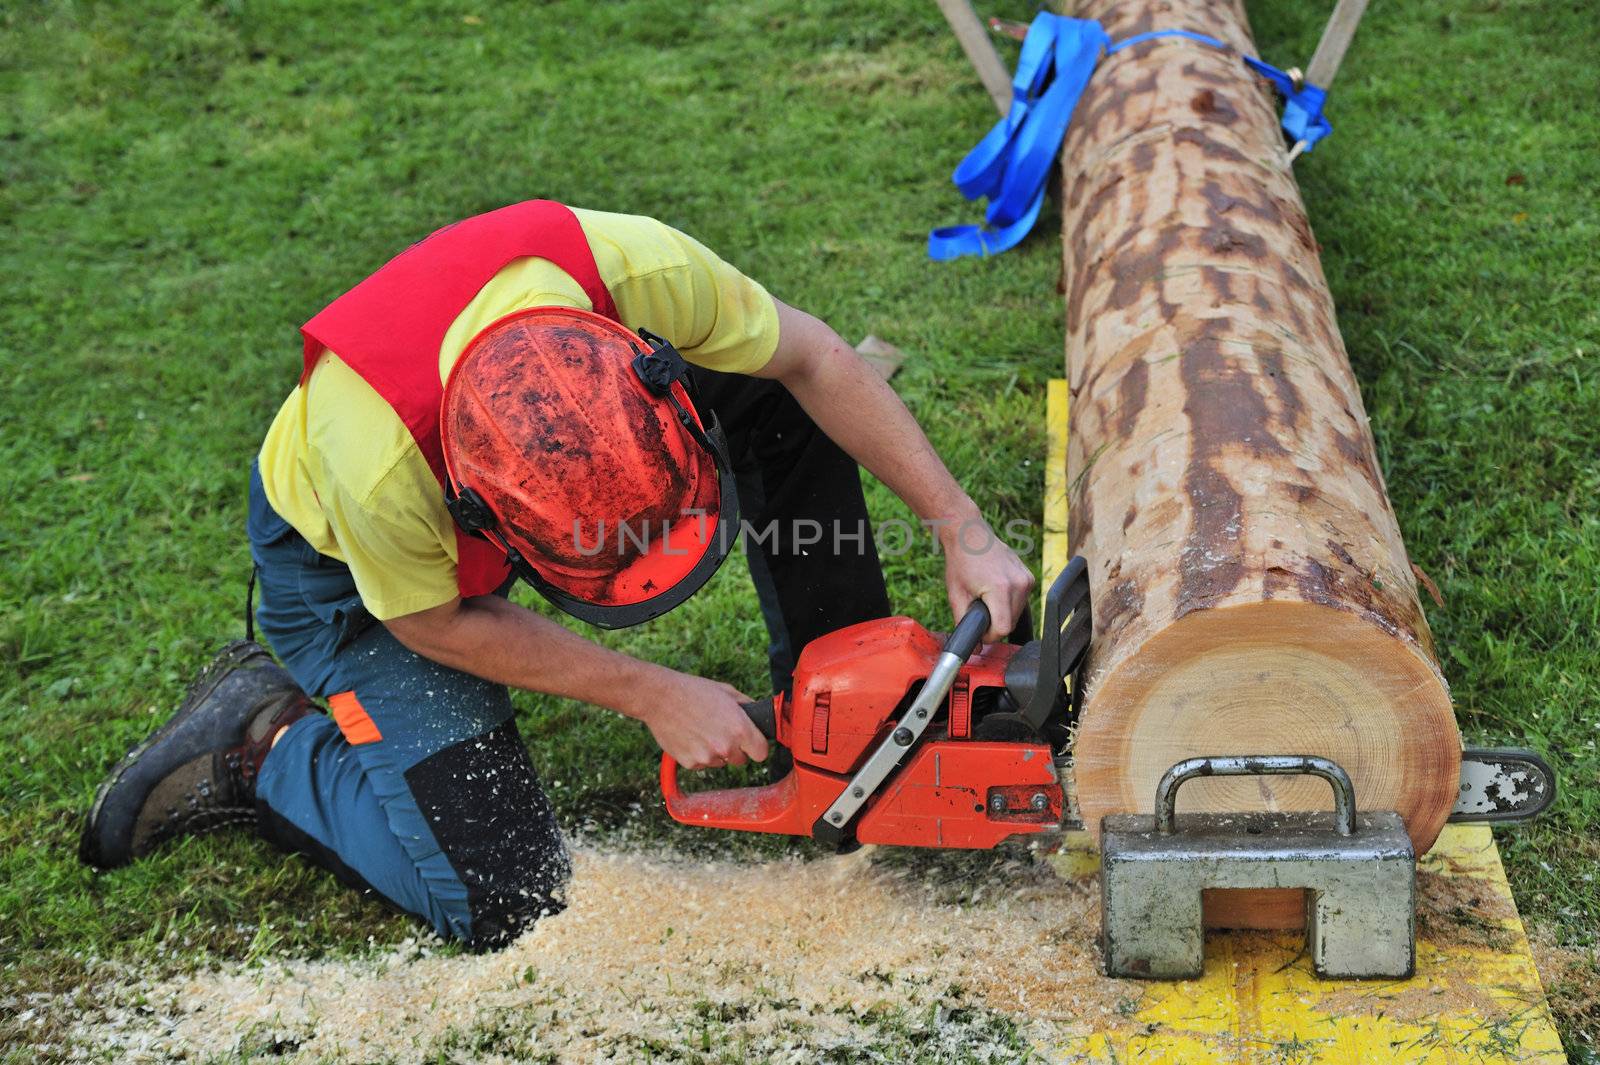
[404,719,572,950]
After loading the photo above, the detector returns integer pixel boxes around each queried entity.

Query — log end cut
[1075,600,1460,928]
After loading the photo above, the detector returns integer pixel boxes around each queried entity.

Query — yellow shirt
[258,207,780,620]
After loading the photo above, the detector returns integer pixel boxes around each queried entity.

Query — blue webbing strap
[1243,56,1333,152]
[928,16,1109,261]
[929,15,1334,260]
[1107,28,1226,54]
[1111,28,1338,154]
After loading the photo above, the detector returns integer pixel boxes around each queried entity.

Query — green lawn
[2,0,1596,1060]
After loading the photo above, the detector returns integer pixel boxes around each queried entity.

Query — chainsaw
[661,557,1093,849]
[661,555,1555,853]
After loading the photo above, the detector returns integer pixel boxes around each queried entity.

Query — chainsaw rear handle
[741,696,777,742]
[659,696,778,813]
[660,752,690,813]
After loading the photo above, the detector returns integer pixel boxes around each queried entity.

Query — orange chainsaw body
[660,614,1064,849]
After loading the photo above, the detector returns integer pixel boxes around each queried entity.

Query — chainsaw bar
[1450,747,1555,823]
[1048,746,1556,834]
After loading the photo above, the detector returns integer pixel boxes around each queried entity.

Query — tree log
[1059,0,1461,928]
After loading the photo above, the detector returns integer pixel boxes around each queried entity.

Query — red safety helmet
[440,306,739,628]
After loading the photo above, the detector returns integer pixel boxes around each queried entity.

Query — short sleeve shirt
[256,208,780,619]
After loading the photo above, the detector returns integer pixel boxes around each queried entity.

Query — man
[80,201,1033,949]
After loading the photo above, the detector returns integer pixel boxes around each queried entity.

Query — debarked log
[1059,0,1461,929]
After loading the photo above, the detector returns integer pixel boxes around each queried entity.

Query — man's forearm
[383,595,663,719]
[761,303,980,532]
[382,595,767,767]
[759,300,1035,635]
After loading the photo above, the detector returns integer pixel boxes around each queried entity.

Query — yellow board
[1040,380,1565,1064]
[1043,378,1073,590]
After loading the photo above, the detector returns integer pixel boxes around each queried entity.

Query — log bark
[1059,0,1461,928]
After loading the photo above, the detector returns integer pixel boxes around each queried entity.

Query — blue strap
[1120,32,1335,151]
[1243,56,1332,151]
[929,14,1109,260]
[1107,28,1226,54]
[930,17,1335,260]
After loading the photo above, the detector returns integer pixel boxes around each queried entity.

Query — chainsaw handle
[659,697,778,812]
[946,600,991,660]
[660,751,687,810]
[741,697,777,742]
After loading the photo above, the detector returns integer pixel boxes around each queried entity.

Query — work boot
[79,640,317,870]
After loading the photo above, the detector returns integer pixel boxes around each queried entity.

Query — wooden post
[1306,0,1370,89]
[933,0,1013,115]
[1058,0,1460,928]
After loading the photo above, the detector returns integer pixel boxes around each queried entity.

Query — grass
[1,0,1596,1060]
[430,997,1039,1065]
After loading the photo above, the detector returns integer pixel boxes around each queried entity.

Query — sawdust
[45,832,1575,1061]
[1530,926,1600,1050]
[1316,867,1543,1026]
[1414,866,1519,951]
[63,842,1134,1062]
[1315,955,1523,1026]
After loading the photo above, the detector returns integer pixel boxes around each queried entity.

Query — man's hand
[635,672,770,770]
[939,513,1035,641]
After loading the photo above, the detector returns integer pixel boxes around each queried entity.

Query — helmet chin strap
[444,328,742,629]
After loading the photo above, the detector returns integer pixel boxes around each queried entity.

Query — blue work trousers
[249,462,568,948]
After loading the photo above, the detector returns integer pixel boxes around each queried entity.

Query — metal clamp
[1101,755,1416,980]
[1156,755,1355,835]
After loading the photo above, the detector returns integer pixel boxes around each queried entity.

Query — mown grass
[1,0,1596,1060]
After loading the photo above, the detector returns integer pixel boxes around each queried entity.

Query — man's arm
[383,596,769,770]
[753,299,1034,639]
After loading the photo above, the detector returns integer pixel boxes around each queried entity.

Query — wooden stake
[1306,0,1370,89]
[1057,0,1460,929]
[933,0,1012,115]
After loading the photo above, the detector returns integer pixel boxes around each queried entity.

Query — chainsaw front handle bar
[946,599,992,663]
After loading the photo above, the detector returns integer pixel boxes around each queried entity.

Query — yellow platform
[1040,379,1564,1064]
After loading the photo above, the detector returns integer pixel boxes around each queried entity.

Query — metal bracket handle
[1155,755,1357,836]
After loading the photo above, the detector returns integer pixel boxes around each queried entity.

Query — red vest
[300,200,620,598]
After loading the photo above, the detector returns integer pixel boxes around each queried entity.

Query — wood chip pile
[64,843,1127,1061]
